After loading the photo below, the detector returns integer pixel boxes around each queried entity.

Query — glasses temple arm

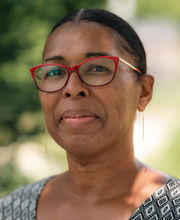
[119,57,142,74]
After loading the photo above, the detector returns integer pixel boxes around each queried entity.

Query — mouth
[60,110,100,127]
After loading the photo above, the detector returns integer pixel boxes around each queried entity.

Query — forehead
[44,21,127,62]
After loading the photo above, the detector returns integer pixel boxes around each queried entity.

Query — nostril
[64,91,86,98]
[65,93,71,97]
[79,91,85,97]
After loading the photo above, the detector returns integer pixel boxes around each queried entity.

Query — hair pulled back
[48,9,146,75]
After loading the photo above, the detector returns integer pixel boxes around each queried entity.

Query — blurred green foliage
[0,161,29,197]
[147,124,180,178]
[136,0,180,21]
[146,81,180,179]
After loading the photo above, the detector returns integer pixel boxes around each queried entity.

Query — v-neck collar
[35,176,177,219]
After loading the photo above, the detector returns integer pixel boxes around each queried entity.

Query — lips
[60,110,100,127]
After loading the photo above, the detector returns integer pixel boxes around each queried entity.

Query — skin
[37,21,169,220]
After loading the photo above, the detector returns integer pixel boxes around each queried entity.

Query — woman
[1,8,180,220]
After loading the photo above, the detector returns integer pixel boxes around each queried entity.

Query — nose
[62,72,90,99]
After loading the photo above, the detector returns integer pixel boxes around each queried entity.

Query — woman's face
[40,21,144,157]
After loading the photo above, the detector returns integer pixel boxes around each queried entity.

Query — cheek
[39,93,58,125]
[103,79,140,122]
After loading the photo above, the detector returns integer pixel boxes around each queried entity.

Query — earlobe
[137,75,154,112]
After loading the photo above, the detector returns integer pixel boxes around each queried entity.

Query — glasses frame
[30,56,142,93]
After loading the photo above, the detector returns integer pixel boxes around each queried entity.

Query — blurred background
[0,0,180,197]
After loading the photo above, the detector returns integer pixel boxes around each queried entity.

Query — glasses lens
[79,58,115,86]
[34,65,68,92]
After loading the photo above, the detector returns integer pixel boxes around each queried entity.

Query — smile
[60,110,100,127]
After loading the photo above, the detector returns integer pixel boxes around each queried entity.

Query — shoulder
[130,177,180,219]
[0,177,51,220]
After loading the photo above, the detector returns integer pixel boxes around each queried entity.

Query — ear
[137,75,154,112]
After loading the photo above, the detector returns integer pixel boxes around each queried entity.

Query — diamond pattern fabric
[130,178,180,219]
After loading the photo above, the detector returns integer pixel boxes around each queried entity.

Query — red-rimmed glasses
[30,56,142,93]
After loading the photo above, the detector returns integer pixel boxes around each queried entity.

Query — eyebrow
[44,52,111,63]
[44,55,64,62]
[85,52,111,58]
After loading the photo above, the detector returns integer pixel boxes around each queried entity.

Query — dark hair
[48,9,146,75]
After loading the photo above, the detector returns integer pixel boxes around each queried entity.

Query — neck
[65,140,141,204]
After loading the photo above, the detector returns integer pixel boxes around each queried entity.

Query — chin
[55,135,105,158]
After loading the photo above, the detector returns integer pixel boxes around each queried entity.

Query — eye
[46,69,65,77]
[88,65,109,72]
